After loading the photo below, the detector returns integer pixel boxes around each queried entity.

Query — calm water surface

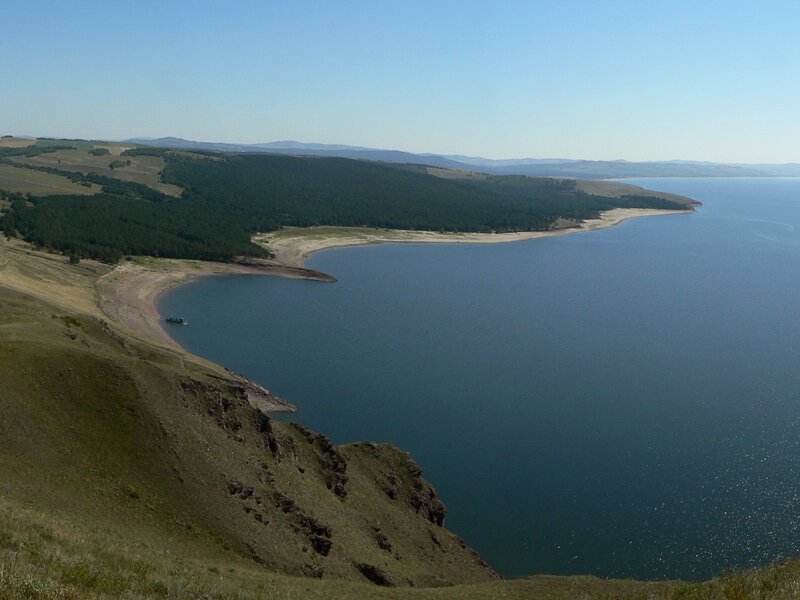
[159,178,800,579]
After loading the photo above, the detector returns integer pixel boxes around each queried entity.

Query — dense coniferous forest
[0,151,688,263]
[1,191,262,263]
[0,145,77,158]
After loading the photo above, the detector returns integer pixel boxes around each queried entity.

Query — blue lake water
[159,178,800,580]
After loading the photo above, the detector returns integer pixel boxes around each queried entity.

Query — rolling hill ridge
[126,137,800,178]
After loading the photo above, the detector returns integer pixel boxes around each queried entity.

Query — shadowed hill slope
[0,285,497,593]
[5,283,800,599]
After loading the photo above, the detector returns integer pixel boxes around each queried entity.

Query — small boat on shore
[165,316,187,324]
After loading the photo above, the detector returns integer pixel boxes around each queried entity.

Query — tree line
[0,152,686,263]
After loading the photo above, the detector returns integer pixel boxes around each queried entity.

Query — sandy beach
[96,258,319,413]
[97,258,335,350]
[255,207,693,268]
[0,239,300,412]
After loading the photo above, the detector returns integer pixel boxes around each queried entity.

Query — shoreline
[255,207,694,268]
[0,237,300,413]
[98,207,692,355]
[97,258,335,351]
[96,259,332,414]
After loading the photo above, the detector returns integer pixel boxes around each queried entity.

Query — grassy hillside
[2,267,800,599]
[12,145,182,197]
[0,282,498,594]
[0,163,102,196]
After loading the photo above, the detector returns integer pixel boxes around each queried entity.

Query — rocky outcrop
[227,368,297,413]
[291,424,348,498]
[361,443,448,527]
[356,563,394,587]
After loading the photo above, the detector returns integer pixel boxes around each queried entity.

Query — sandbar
[255,207,694,268]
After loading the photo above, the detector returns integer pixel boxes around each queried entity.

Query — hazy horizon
[6,1,800,163]
[10,133,800,167]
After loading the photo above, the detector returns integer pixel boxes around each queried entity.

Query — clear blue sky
[4,1,800,162]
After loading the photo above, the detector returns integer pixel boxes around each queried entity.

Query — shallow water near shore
[159,178,800,580]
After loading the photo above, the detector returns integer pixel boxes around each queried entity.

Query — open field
[0,237,111,317]
[10,148,183,196]
[86,141,138,156]
[33,138,97,151]
[23,138,136,155]
[424,166,489,180]
[0,163,102,195]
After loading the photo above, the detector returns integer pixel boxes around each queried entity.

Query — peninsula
[0,136,698,348]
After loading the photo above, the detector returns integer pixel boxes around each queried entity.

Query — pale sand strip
[97,259,334,350]
[98,259,325,413]
[255,207,694,268]
[96,259,336,414]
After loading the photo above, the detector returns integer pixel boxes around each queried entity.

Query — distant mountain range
[124,137,800,179]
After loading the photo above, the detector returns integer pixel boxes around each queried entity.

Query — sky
[4,1,800,162]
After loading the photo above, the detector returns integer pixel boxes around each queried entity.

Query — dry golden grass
[0,163,102,195]
[10,149,182,196]
[574,179,698,206]
[0,136,35,148]
[0,237,110,316]
[89,141,137,156]
[425,166,488,180]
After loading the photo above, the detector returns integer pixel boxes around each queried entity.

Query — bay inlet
[159,178,800,580]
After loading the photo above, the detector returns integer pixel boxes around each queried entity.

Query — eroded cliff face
[0,286,498,588]
[173,372,497,586]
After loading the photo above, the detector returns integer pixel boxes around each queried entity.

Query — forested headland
[0,142,692,263]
